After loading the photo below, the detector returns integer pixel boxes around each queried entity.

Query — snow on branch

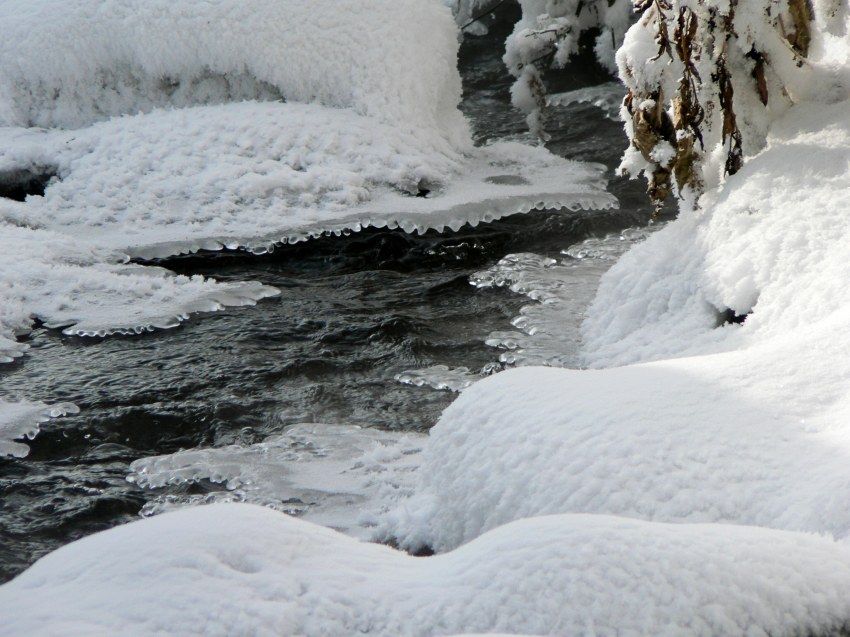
[617,0,849,214]
[503,0,635,139]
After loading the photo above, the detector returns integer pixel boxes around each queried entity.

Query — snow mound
[129,424,424,539]
[584,100,850,367]
[0,0,467,140]
[0,116,615,258]
[3,503,850,637]
[0,400,79,458]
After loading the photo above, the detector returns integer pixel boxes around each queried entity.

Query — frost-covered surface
[129,424,424,539]
[0,121,615,258]
[0,0,467,136]
[5,503,850,637]
[0,400,79,458]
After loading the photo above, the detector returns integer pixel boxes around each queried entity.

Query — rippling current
[0,14,660,581]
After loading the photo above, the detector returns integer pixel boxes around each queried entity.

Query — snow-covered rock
[3,503,850,637]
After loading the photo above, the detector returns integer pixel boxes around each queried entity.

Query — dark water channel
[0,17,654,582]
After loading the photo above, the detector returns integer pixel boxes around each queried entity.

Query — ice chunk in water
[395,365,482,392]
[129,423,425,539]
[547,82,626,121]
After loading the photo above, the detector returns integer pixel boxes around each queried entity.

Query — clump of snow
[0,400,79,458]
[128,424,424,539]
[4,503,850,637]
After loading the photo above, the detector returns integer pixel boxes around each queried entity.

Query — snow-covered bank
[0,0,614,259]
[383,98,850,552]
[4,503,850,637]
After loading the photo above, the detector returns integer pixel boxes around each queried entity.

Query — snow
[382,98,850,554]
[6,2,850,635]
[0,118,615,258]
[4,503,850,637]
[0,400,79,458]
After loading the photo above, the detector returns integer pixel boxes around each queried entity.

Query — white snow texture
[3,503,850,637]
[7,2,850,637]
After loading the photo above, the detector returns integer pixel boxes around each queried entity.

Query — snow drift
[3,503,850,637]
[0,0,615,259]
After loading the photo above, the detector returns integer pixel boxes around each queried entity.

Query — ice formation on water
[468,228,656,367]
[4,503,850,637]
[547,82,625,121]
[129,424,425,539]
[395,365,485,392]
[0,400,79,458]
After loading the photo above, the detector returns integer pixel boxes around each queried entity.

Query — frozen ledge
[0,400,80,457]
[126,191,618,260]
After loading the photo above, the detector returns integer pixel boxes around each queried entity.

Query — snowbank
[4,503,850,637]
[382,98,850,552]
[0,0,467,137]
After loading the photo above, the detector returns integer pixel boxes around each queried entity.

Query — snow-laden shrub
[503,0,634,137]
[617,0,850,212]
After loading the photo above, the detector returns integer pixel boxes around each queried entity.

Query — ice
[547,82,626,120]
[129,424,425,539]
[0,222,279,350]
[4,503,850,636]
[468,229,655,367]
[395,365,483,392]
[0,400,79,457]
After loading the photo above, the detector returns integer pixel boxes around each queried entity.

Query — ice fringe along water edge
[0,400,79,458]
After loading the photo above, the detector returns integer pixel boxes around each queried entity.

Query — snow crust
[0,400,79,458]
[4,503,850,637]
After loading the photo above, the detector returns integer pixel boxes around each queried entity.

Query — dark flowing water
[0,17,655,582]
